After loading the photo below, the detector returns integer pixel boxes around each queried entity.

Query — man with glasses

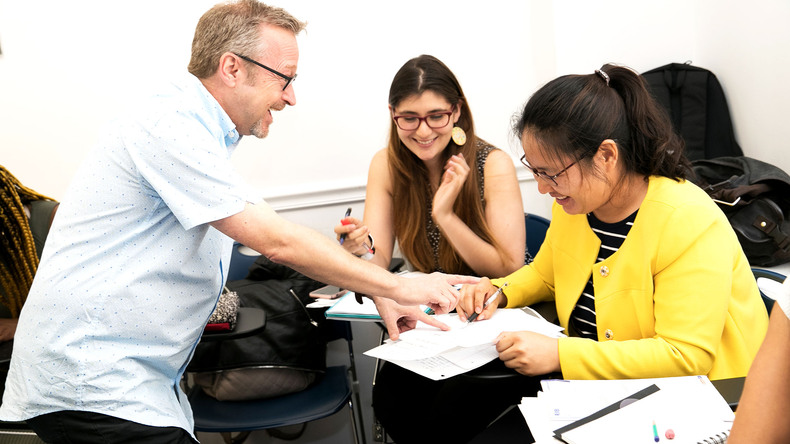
[0,1,475,442]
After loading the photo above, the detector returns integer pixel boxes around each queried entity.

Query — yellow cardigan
[493,176,768,380]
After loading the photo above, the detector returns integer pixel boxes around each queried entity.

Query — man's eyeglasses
[392,108,454,131]
[519,155,578,186]
[233,53,296,91]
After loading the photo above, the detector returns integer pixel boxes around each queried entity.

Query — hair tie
[595,69,610,86]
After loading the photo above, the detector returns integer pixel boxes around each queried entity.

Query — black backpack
[642,62,743,161]
[691,156,790,267]
[188,256,329,401]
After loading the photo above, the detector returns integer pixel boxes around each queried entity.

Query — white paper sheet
[385,343,500,380]
[364,308,564,380]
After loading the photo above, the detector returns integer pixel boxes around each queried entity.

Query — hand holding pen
[466,282,509,323]
[336,208,374,258]
[338,207,352,245]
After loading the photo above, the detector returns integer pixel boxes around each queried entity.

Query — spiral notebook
[546,376,733,444]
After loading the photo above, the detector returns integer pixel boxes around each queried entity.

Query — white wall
[548,0,790,174]
[0,0,536,202]
[2,0,789,232]
[2,1,789,443]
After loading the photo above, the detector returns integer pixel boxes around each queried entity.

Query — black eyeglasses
[519,155,578,186]
[233,53,296,91]
[392,108,454,131]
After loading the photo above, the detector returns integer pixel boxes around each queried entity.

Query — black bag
[188,256,328,401]
[642,62,743,161]
[691,156,790,267]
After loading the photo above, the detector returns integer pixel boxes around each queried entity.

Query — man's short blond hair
[188,0,306,79]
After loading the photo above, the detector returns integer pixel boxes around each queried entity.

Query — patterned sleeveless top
[425,141,495,272]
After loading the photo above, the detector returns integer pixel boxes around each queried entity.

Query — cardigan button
[604,329,614,339]
[599,266,609,277]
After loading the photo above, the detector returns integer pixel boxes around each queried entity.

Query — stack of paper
[520,375,734,444]
[363,308,564,380]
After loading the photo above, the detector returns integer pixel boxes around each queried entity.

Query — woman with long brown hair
[336,54,525,278]
[335,55,528,444]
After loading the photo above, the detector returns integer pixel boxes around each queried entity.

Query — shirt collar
[185,73,241,151]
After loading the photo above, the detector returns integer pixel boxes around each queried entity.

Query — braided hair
[0,166,54,317]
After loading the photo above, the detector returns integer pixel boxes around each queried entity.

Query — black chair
[0,425,45,444]
[188,243,366,444]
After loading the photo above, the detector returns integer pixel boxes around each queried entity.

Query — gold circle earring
[452,126,467,145]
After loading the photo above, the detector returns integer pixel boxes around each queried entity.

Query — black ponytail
[603,64,691,180]
[513,63,691,181]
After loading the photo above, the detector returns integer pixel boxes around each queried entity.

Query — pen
[339,207,352,245]
[652,420,660,442]
[466,282,508,323]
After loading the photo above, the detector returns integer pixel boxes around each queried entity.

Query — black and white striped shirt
[570,210,638,340]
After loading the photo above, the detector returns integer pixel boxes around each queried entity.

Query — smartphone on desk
[309,285,347,299]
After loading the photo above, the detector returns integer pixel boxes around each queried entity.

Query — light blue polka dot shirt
[0,73,258,437]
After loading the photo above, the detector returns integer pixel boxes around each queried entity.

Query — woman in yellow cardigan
[458,64,768,381]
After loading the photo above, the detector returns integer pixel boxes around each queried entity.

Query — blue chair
[525,213,550,260]
[189,243,365,444]
[752,267,786,315]
[226,243,260,282]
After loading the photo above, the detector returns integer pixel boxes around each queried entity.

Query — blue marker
[339,207,352,245]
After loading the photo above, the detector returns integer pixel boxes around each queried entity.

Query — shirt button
[599,266,609,277]
[604,329,614,339]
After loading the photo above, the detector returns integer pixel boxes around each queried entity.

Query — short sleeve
[125,111,250,230]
